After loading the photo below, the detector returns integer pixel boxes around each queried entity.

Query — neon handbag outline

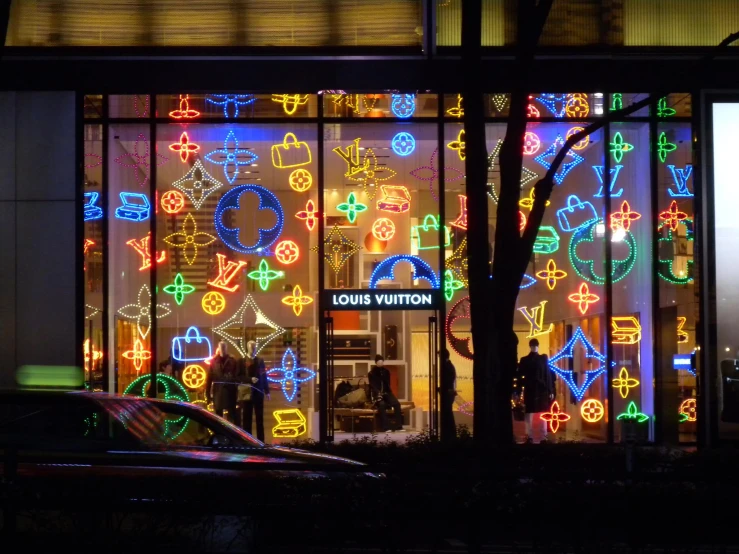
[533,226,560,254]
[556,195,598,232]
[411,214,451,250]
[115,192,151,222]
[172,326,213,362]
[271,132,312,169]
[376,184,411,213]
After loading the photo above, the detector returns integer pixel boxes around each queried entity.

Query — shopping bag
[411,214,451,250]
[337,387,368,408]
[376,184,411,213]
[271,132,312,168]
[556,195,598,232]
[172,326,213,362]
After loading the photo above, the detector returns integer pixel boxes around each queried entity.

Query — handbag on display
[171,326,213,362]
[271,132,312,168]
[556,195,599,232]
[411,214,452,250]
[237,384,253,402]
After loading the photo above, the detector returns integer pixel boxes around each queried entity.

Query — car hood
[139,445,365,467]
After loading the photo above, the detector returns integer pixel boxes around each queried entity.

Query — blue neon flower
[267,348,316,402]
[204,130,258,184]
[206,94,256,118]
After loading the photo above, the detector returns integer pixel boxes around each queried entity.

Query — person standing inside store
[240,340,270,442]
[369,354,403,432]
[439,348,457,441]
[206,341,239,424]
[514,338,556,442]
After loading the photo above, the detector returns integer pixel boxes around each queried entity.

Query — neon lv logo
[333,138,370,177]
[592,165,624,198]
[126,232,166,271]
[517,300,554,338]
[207,253,248,292]
[667,165,694,198]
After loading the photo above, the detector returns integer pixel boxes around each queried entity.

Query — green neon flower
[616,401,649,423]
[609,132,634,164]
[610,93,623,111]
[336,191,368,224]
[657,132,677,163]
[657,97,676,118]
[247,259,285,291]
[163,273,195,306]
[443,269,464,302]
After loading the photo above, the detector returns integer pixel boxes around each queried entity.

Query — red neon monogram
[207,253,248,293]
[610,200,641,232]
[568,282,600,315]
[169,94,201,119]
[126,232,166,271]
[296,199,318,231]
[540,401,571,434]
[168,132,200,163]
[123,339,151,372]
[659,200,688,232]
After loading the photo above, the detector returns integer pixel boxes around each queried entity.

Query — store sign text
[326,289,441,311]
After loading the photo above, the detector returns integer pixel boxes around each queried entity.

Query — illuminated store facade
[1,1,738,444]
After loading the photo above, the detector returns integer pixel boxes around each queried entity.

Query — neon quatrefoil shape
[368,255,440,289]
[215,185,284,254]
[548,327,615,402]
[569,219,636,285]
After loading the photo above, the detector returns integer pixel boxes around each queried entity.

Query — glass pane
[109,95,151,119]
[322,93,437,119]
[158,94,319,120]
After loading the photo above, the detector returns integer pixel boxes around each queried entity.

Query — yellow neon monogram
[271,94,310,115]
[517,301,554,338]
[332,138,370,177]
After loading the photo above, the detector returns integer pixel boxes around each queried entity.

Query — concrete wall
[0,92,77,387]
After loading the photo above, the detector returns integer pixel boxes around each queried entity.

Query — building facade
[0,0,738,445]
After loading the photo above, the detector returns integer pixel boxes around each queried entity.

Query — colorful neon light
[593,165,624,198]
[535,259,567,291]
[609,132,634,164]
[581,399,605,423]
[487,139,538,204]
[126,232,166,271]
[519,210,527,232]
[548,327,613,402]
[206,94,255,117]
[657,97,676,118]
[535,94,566,117]
[215,185,284,254]
[617,401,649,423]
[517,301,554,338]
[333,138,369,177]
[657,131,677,163]
[118,284,171,340]
[677,316,689,344]
[610,200,641,232]
[348,149,398,199]
[565,126,590,150]
[296,199,318,231]
[271,94,309,115]
[207,253,247,293]
[172,327,212,362]
[114,133,167,188]
[289,169,313,192]
[447,129,466,161]
[540,401,570,433]
[123,339,151,373]
[163,213,216,265]
[169,94,200,119]
[168,132,200,163]
[533,226,560,255]
[523,132,541,155]
[446,296,473,360]
[314,225,361,273]
[336,191,368,224]
[450,195,468,230]
[247,259,285,291]
[368,255,440,289]
[533,135,585,185]
[271,132,312,169]
[490,94,509,113]
[679,398,697,422]
[204,130,258,185]
[372,218,396,241]
[556,195,598,233]
[611,316,642,345]
[201,291,226,315]
[569,220,637,284]
[124,374,190,439]
[114,192,150,222]
[611,93,623,111]
[446,94,464,118]
[391,94,416,118]
[267,348,316,402]
[527,104,540,118]
[182,364,207,389]
[214,295,285,358]
[518,187,551,211]
[667,165,694,198]
[392,131,416,156]
[443,270,464,302]
[281,284,313,316]
[84,152,102,169]
[83,238,95,255]
[410,148,465,183]
[612,367,640,399]
[83,192,103,221]
[272,409,308,438]
[163,273,196,306]
[331,93,361,113]
[83,338,102,371]
[274,240,300,265]
[565,95,590,118]
[568,282,600,315]
[411,215,450,250]
[377,184,411,214]
[161,190,185,214]
[658,218,694,285]
[445,238,468,287]
[659,200,689,232]
[171,159,224,210]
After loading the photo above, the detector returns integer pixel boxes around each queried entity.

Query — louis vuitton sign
[325,289,441,311]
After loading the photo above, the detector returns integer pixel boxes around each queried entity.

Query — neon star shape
[612,367,640,399]
[518,187,551,211]
[267,348,316,402]
[443,269,464,301]
[410,148,465,202]
[535,94,567,117]
[533,135,585,185]
[487,139,538,204]
[610,200,641,232]
[205,94,255,118]
[271,94,309,115]
[609,132,634,163]
[536,259,567,291]
[548,327,614,402]
[169,94,201,119]
[171,159,224,210]
[447,129,466,161]
[540,401,570,433]
[282,284,313,316]
[296,199,318,231]
[213,295,285,358]
[450,195,468,230]
[168,132,200,163]
[445,237,468,287]
[568,282,600,315]
[204,130,258,184]
[659,200,689,232]
[247,259,285,291]
[347,148,397,200]
[163,273,196,306]
[490,94,509,113]
[163,213,217,265]
[122,338,152,372]
[657,132,677,163]
[312,225,361,273]
[617,401,649,423]
[336,191,368,223]
[114,133,168,187]
[117,284,171,340]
